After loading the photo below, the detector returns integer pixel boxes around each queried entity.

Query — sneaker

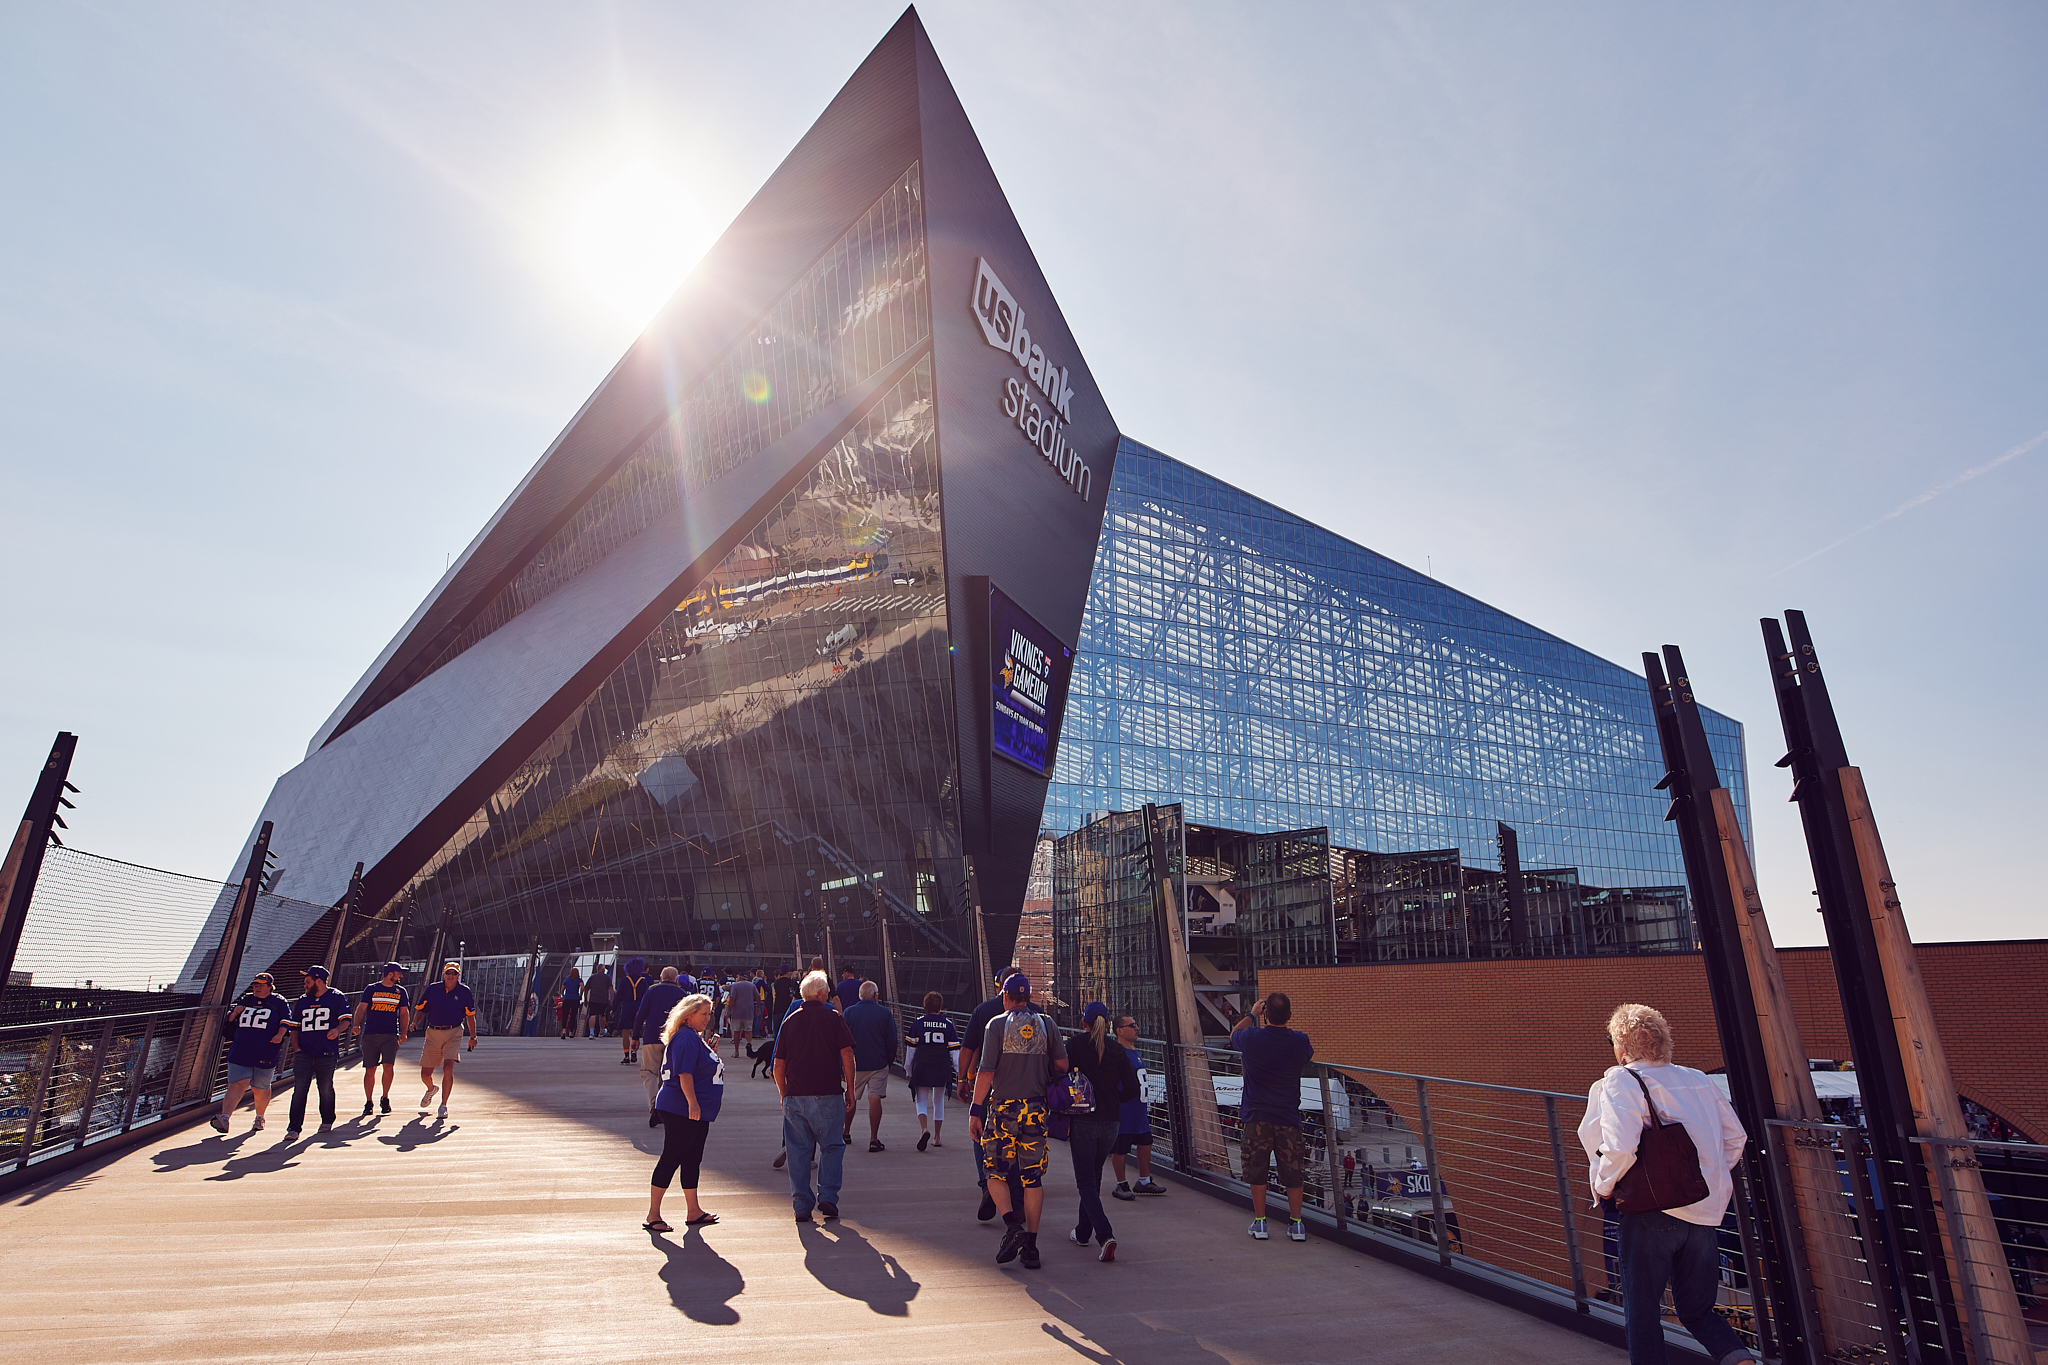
[773,1150,788,1169]
[379,1096,391,1114]
[210,1114,229,1133]
[917,1132,930,1152]
[284,1128,301,1140]
[1248,1218,1269,1241]
[977,1190,998,1222]
[437,1104,448,1118]
[795,1211,812,1223]
[1288,1220,1307,1242]
[361,1101,374,1117]
[996,1220,1026,1264]
[318,1123,332,1134]
[869,1140,885,1152]
[1068,1227,1090,1246]
[1133,1178,1165,1196]
[1099,1237,1117,1262]
[420,1083,437,1109]
[818,1201,839,1220]
[1112,1181,1136,1202]
[1020,1236,1041,1270]
[620,1055,635,1065]
[251,1116,266,1131]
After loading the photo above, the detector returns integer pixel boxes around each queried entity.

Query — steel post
[0,732,78,1009]
[69,1017,116,1151]
[118,1013,159,1135]
[14,1023,64,1171]
[1414,1077,1452,1268]
[1545,1094,1589,1311]
[1320,1071,1345,1231]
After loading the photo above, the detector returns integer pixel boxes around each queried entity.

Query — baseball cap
[381,961,404,975]
[250,972,275,986]
[302,965,330,980]
[1082,1001,1109,1025]
[1002,972,1030,998]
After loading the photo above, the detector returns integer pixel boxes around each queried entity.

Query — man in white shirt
[1577,1003,1756,1365]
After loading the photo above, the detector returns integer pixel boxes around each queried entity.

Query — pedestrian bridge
[4,1037,1625,1364]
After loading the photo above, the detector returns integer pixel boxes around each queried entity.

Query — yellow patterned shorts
[981,1097,1049,1188]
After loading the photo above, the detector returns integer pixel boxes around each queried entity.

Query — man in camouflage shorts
[1231,992,1316,1242]
[969,973,1069,1270]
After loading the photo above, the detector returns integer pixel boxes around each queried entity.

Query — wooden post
[1710,788,1887,1359]
[1840,768,2032,1365]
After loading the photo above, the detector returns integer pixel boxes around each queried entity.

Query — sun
[568,158,708,328]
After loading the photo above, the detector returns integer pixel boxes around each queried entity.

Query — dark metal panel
[911,22,1121,958]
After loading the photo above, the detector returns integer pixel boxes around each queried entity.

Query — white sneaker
[437,1103,448,1117]
[1248,1218,1269,1241]
[420,1083,437,1109]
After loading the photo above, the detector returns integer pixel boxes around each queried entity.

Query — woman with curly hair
[1577,1003,1755,1365]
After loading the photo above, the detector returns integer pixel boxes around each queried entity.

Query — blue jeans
[1618,1210,1750,1364]
[1068,1116,1119,1244]
[783,1094,846,1215]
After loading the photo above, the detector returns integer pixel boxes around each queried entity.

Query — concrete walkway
[2,1037,1625,1364]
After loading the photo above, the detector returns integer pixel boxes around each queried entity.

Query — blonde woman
[644,992,725,1233]
[1577,1003,1752,1365]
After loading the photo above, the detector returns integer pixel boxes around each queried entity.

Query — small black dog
[747,1037,773,1079]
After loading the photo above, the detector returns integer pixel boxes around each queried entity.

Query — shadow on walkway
[800,1221,920,1316]
[655,1226,745,1323]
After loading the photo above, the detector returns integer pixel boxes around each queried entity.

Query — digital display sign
[989,584,1073,778]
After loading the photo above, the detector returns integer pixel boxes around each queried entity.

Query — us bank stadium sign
[972,258,1093,502]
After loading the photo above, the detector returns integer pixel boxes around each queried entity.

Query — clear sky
[2,4,2042,947]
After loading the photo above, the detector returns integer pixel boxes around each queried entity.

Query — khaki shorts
[852,1067,890,1101]
[421,1027,466,1067]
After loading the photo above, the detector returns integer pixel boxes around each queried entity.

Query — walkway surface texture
[4,1037,1627,1364]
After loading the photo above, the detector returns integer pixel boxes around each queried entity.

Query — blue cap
[381,961,404,975]
[303,964,330,980]
[1083,1001,1109,1024]
[1002,972,1030,998]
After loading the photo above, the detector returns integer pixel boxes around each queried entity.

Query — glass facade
[353,167,934,721]
[1047,438,1748,896]
[366,167,984,1005]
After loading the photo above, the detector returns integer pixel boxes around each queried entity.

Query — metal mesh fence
[4,843,340,1029]
[11,846,227,994]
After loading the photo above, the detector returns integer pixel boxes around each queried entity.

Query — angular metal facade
[180,12,1123,998]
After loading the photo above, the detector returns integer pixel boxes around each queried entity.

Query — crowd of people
[207,959,478,1138]
[209,946,1760,1358]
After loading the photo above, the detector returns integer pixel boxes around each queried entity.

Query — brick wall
[1266,940,2048,1142]
[1259,941,2048,1299]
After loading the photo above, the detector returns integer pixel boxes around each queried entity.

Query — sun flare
[568,158,707,328]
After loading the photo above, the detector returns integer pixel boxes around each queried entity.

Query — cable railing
[878,1002,1759,1360]
[1763,1117,2048,1365]
[0,1001,365,1185]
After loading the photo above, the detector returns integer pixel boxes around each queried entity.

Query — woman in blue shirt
[645,992,724,1232]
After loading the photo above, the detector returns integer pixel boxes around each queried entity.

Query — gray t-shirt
[976,1009,1057,1101]
[726,979,757,1015]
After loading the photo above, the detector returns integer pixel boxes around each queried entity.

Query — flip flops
[642,1220,674,1233]
[684,1213,720,1226]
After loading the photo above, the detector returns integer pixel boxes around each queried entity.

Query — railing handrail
[884,1000,1590,1105]
[0,1003,215,1039]
[1763,1114,2048,1156]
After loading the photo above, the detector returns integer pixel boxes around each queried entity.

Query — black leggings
[653,1112,710,1190]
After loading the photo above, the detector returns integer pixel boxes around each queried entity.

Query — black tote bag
[1609,1068,1711,1215]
